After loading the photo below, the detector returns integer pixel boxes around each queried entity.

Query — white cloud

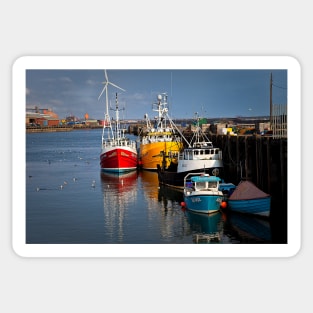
[86,79,98,86]
[59,77,72,83]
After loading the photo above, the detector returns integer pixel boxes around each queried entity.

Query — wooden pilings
[211,134,287,221]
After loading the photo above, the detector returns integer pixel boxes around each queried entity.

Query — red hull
[100,147,138,172]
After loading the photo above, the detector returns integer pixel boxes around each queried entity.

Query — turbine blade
[109,82,126,92]
[104,69,108,82]
[98,84,107,100]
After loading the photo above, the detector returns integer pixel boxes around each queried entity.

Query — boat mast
[112,92,125,141]
[98,70,125,142]
[152,93,168,130]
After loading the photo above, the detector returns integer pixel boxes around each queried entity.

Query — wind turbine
[98,70,125,117]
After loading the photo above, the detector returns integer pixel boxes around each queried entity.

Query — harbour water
[26,129,285,244]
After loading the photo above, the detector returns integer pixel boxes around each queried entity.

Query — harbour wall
[210,135,287,194]
[211,134,287,238]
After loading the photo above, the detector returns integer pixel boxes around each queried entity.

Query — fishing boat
[98,70,138,173]
[157,114,223,188]
[182,173,224,214]
[138,93,184,171]
[226,180,271,217]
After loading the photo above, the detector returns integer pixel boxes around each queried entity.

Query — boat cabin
[186,175,222,191]
[180,146,222,161]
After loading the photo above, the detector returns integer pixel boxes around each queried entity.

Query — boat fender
[180,202,186,207]
[220,201,227,209]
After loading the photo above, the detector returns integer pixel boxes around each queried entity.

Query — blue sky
[26,69,287,120]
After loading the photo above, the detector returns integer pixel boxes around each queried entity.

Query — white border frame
[12,56,301,257]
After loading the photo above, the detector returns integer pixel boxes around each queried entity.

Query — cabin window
[208,181,217,188]
[196,182,206,190]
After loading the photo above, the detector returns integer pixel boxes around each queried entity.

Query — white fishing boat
[157,114,223,188]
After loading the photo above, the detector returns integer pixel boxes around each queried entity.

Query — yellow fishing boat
[139,93,184,171]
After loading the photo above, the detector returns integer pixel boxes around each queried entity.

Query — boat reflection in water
[158,184,184,211]
[140,171,191,242]
[100,171,139,243]
[139,170,160,199]
[184,210,223,243]
[223,212,272,243]
[100,169,272,244]
[140,170,184,211]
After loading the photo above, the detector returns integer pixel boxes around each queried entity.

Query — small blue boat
[183,173,224,214]
[227,180,271,217]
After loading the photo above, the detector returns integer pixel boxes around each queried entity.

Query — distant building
[26,106,60,126]
[84,119,99,127]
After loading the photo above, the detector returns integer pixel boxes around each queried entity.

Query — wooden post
[270,73,273,130]
[280,139,285,198]
[259,137,264,189]
[245,136,248,179]
[236,135,240,181]
[266,137,271,193]
[255,136,259,185]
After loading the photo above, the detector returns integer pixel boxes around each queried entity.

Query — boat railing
[192,141,214,148]
[102,138,136,149]
[180,149,223,161]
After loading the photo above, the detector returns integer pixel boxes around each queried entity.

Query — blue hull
[227,197,271,217]
[227,212,271,242]
[184,194,223,214]
[186,210,222,233]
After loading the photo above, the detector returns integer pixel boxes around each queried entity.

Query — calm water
[26,129,280,244]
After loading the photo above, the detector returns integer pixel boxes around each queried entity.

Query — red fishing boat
[98,70,138,173]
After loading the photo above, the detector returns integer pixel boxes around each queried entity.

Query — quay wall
[210,135,287,194]
[211,134,287,235]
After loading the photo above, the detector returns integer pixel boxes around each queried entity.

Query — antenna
[170,71,173,113]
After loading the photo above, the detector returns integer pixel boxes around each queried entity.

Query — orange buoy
[220,201,227,209]
[181,202,186,207]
